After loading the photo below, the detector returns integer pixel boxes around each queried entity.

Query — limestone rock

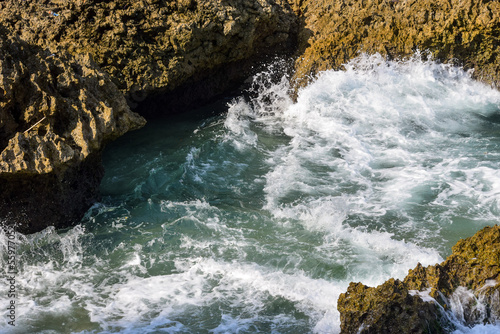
[0,32,145,233]
[338,279,443,334]
[1,0,298,112]
[338,225,500,333]
[1,0,500,237]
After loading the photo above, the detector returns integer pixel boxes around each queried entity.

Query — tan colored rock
[1,0,298,110]
[1,0,499,236]
[0,37,145,174]
[338,225,500,333]
[0,32,145,233]
[338,279,443,334]
[293,0,500,89]
[0,0,298,233]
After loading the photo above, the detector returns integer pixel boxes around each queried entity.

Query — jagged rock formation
[338,279,444,334]
[1,0,298,114]
[292,0,500,89]
[338,225,500,333]
[0,0,298,233]
[0,31,145,233]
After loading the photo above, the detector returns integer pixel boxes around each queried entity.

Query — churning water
[2,54,500,333]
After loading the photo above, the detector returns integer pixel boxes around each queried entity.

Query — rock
[0,0,298,233]
[338,225,500,333]
[0,31,145,234]
[1,0,500,235]
[1,0,299,114]
[292,0,500,89]
[338,279,444,334]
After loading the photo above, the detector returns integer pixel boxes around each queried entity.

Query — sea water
[2,54,500,333]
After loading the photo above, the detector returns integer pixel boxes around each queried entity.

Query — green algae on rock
[0,32,145,234]
[338,279,444,334]
[338,225,500,333]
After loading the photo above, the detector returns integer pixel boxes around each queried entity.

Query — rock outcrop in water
[338,225,500,333]
[1,0,499,233]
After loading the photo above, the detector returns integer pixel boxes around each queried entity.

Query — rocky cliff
[338,225,500,333]
[0,0,298,233]
[2,0,298,114]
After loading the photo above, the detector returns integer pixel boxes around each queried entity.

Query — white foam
[76,257,344,333]
[409,287,437,303]
[452,325,500,334]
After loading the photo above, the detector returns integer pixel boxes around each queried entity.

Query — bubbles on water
[253,53,500,249]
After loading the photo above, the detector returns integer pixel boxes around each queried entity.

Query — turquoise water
[2,54,500,333]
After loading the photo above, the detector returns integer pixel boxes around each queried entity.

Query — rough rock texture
[338,225,500,334]
[338,279,444,334]
[292,0,500,89]
[0,31,145,233]
[1,0,298,113]
[0,0,299,233]
[0,0,297,234]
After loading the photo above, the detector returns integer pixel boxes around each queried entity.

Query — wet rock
[0,0,298,233]
[338,225,500,333]
[0,32,145,233]
[338,279,444,334]
[1,0,499,235]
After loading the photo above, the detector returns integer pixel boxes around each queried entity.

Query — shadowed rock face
[338,225,500,334]
[0,0,299,233]
[1,0,298,112]
[0,153,105,233]
[0,32,146,233]
[1,1,500,332]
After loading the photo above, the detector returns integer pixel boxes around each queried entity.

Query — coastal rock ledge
[0,0,298,233]
[0,31,146,233]
[338,225,500,334]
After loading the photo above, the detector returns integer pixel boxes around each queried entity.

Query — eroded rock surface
[1,0,500,236]
[1,0,298,112]
[0,0,299,233]
[0,31,145,233]
[292,0,500,89]
[338,225,500,333]
[0,0,301,233]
